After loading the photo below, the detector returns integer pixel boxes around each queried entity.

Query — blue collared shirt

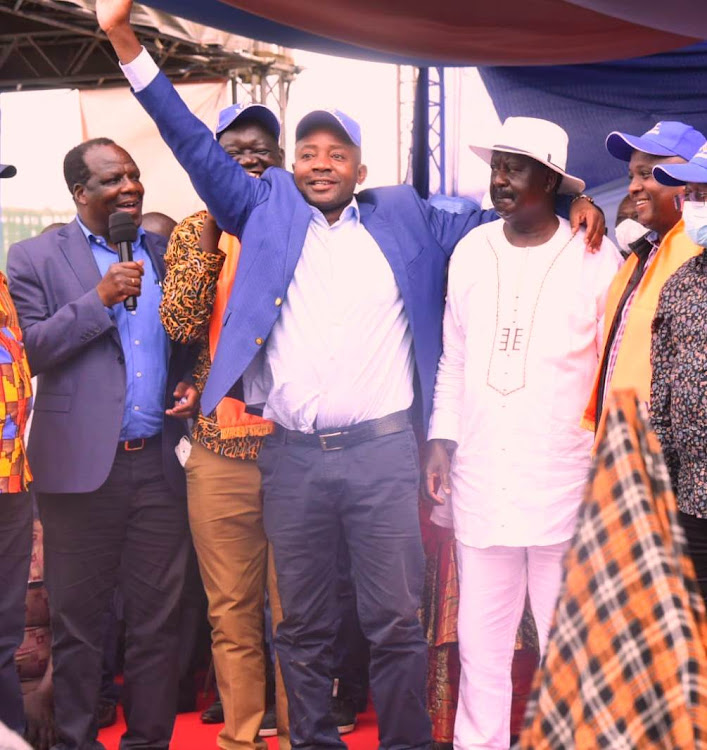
[77,216,169,440]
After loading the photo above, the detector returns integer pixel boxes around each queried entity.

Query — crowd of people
[1,0,707,749]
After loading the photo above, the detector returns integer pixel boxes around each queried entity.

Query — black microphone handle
[117,240,137,312]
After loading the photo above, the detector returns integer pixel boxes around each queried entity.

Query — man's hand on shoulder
[569,195,605,252]
[96,0,142,63]
[96,260,144,307]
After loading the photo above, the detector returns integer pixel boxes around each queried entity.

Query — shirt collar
[309,196,360,228]
[76,215,146,250]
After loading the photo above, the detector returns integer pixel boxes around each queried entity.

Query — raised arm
[160,212,226,345]
[97,0,269,237]
[425,198,497,257]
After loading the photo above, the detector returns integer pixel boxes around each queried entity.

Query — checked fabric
[519,391,707,749]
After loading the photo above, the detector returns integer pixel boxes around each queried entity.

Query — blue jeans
[259,425,431,750]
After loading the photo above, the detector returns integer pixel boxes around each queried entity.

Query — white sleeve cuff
[119,46,159,92]
[427,410,460,444]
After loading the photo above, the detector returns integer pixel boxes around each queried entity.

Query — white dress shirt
[121,50,415,434]
[428,218,621,548]
[246,201,415,432]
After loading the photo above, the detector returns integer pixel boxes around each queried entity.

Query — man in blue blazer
[98,6,603,749]
[7,137,197,750]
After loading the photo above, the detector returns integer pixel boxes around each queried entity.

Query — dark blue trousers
[39,441,189,750]
[259,425,431,750]
[0,491,32,734]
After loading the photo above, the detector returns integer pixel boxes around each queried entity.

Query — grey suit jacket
[7,219,190,495]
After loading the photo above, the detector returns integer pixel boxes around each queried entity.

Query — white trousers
[454,540,570,750]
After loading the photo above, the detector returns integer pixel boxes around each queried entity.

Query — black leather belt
[274,410,411,452]
[118,434,161,452]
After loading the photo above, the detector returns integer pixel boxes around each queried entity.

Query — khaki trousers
[186,441,289,750]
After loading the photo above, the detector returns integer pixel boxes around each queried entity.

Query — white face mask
[615,218,648,255]
[682,199,707,247]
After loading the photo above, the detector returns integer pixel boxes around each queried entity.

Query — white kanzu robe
[428,217,622,548]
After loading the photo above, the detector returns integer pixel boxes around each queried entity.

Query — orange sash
[582,220,700,437]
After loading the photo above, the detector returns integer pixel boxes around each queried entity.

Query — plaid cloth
[519,390,707,749]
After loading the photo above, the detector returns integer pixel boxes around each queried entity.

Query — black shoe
[331,696,356,735]
[200,698,224,724]
[97,699,117,729]
[258,705,277,738]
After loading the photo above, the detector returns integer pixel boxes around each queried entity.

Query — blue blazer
[135,72,497,429]
[7,220,191,495]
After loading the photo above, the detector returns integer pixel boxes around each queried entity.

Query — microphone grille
[108,212,138,243]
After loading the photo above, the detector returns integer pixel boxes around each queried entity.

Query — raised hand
[96,0,142,63]
[96,0,132,34]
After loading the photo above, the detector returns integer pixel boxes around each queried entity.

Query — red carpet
[98,706,380,749]
[98,651,537,748]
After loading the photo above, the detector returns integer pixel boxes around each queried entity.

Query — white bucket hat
[470,116,585,194]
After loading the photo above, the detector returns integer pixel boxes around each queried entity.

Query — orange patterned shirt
[0,272,32,492]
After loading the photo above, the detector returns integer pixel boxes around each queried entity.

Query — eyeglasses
[674,189,707,210]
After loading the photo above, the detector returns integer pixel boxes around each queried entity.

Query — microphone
[109,212,139,311]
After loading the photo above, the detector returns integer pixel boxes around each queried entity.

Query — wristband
[571,193,595,205]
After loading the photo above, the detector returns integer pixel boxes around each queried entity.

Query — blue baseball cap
[606,121,706,162]
[0,163,16,178]
[654,141,707,186]
[295,109,361,148]
[215,103,280,140]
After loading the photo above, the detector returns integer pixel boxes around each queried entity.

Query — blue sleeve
[424,197,499,257]
[133,72,270,238]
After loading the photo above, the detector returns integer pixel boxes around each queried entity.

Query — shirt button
[255,337,264,346]
[131,311,137,316]
[133,405,140,411]
[136,372,142,378]
[134,339,140,345]
[275,297,283,307]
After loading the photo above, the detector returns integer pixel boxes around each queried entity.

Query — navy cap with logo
[0,164,17,178]
[654,141,707,186]
[606,121,706,162]
[215,103,280,141]
[295,109,361,148]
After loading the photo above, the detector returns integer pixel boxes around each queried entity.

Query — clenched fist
[96,260,144,307]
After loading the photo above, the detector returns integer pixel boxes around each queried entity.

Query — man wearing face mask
[159,103,291,750]
[582,121,706,439]
[614,194,647,259]
[650,142,707,616]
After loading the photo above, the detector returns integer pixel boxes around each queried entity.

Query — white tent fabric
[79,80,229,222]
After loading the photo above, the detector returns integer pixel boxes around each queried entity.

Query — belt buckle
[318,431,344,451]
[124,438,145,452]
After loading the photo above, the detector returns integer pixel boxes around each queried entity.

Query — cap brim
[468,144,585,194]
[216,105,280,140]
[653,162,707,186]
[605,131,676,161]
[0,164,17,178]
[296,111,360,147]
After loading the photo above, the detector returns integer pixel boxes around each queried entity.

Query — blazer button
[255,337,264,346]
[275,297,283,307]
